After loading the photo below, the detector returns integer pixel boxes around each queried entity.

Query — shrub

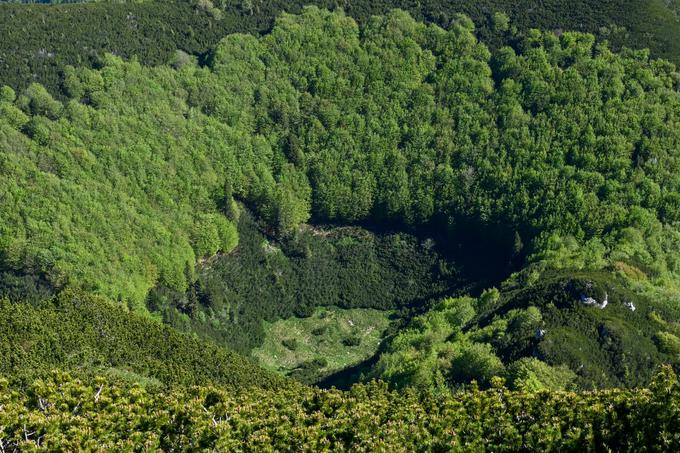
[507,357,577,391]
[342,336,361,347]
[654,331,680,357]
[282,338,299,351]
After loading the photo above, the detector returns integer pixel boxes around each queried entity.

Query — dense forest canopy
[2,7,680,310]
[2,0,680,98]
[2,7,680,395]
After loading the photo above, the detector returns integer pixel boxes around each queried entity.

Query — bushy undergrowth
[0,291,288,390]
[371,270,680,391]
[0,367,678,450]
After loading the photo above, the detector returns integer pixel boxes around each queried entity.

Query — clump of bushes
[0,366,678,450]
[654,331,680,357]
[342,336,362,347]
[311,326,328,336]
[282,338,299,351]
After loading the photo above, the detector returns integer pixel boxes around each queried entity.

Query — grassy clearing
[252,306,392,383]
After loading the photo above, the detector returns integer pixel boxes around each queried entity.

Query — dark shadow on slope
[319,213,528,297]
[0,267,56,306]
[315,351,382,390]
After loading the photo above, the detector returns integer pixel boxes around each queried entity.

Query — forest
[2,0,680,97]
[2,2,680,449]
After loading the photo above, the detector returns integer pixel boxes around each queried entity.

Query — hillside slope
[0,290,289,390]
[370,270,680,391]
[3,7,680,311]
[3,9,680,391]
[1,0,680,97]
[1,9,680,450]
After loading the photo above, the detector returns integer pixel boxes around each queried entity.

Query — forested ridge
[2,0,680,98]
[3,7,680,316]
[2,4,680,449]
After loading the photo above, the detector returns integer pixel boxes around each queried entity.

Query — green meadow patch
[252,306,392,384]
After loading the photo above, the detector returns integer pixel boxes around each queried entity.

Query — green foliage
[507,357,577,391]
[342,335,361,347]
[450,342,506,386]
[0,291,288,390]
[3,7,680,403]
[253,306,391,384]
[281,338,298,351]
[269,164,311,234]
[372,270,680,391]
[492,11,510,32]
[162,209,458,354]
[4,7,680,322]
[654,331,680,357]
[0,366,678,450]
[513,272,680,388]
[3,0,680,101]
[17,83,62,119]
[0,270,54,305]
[370,297,478,390]
[2,8,680,447]
[478,287,501,313]
[221,179,239,222]
[191,214,238,258]
[0,52,253,309]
